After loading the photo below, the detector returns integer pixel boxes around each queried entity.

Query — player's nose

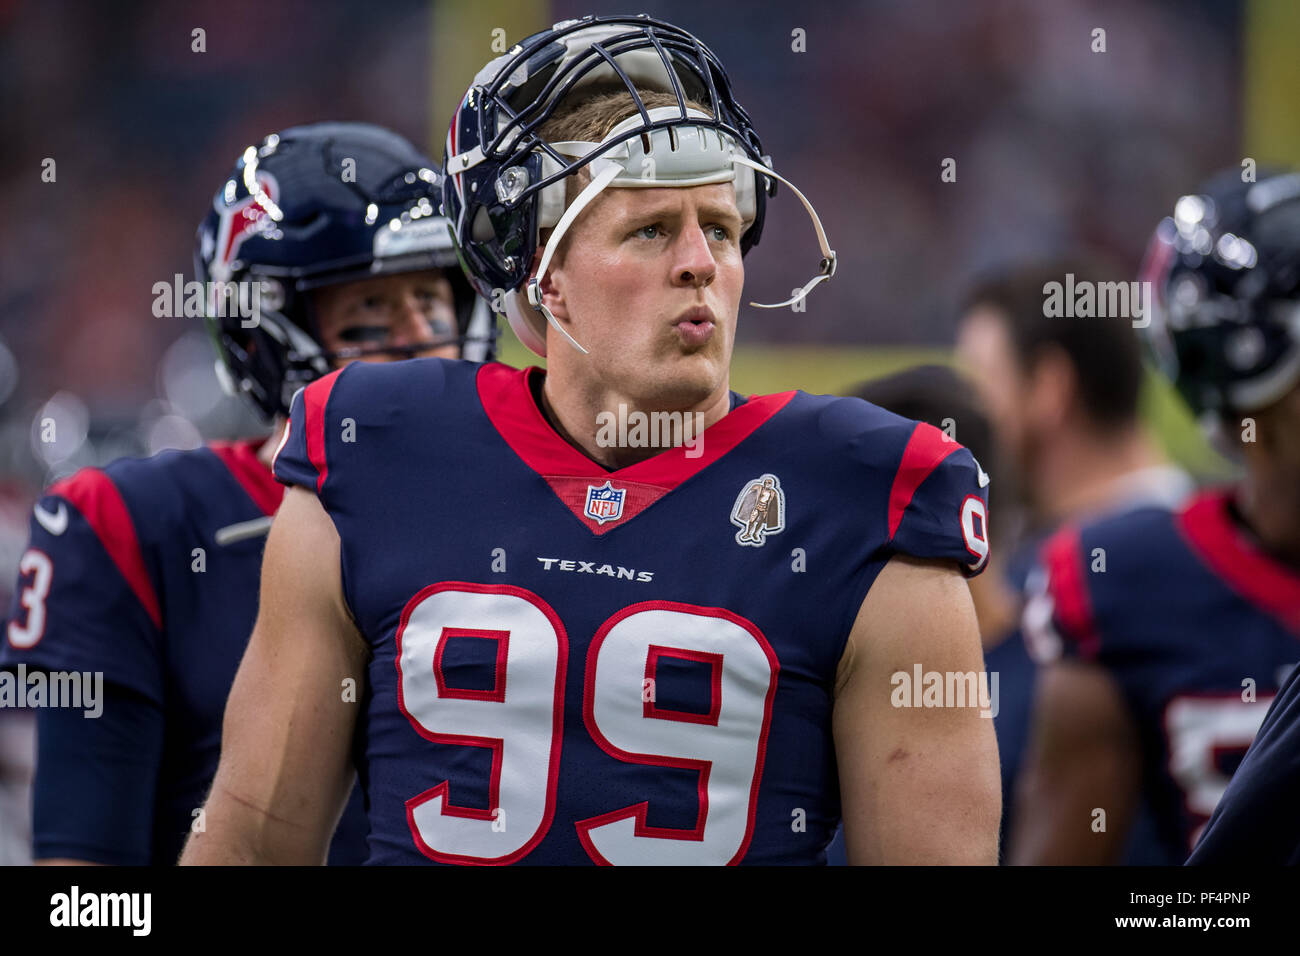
[672,223,717,289]
[394,294,458,358]
[393,295,434,345]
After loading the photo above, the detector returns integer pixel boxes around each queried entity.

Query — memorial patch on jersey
[731,473,785,547]
[584,481,626,525]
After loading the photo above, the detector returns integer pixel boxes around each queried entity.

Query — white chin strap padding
[523,161,622,356]
[504,287,549,356]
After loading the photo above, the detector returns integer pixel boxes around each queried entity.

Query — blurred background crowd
[0,1,1246,491]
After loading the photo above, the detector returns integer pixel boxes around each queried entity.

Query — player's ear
[536,248,570,323]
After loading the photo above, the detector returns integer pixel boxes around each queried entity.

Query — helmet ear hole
[472,206,494,242]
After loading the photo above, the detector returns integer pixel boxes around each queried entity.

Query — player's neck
[1031,424,1164,524]
[1234,479,1300,570]
[536,371,732,470]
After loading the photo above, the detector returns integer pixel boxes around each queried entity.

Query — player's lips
[673,306,716,347]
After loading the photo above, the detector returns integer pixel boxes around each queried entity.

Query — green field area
[496,333,1235,480]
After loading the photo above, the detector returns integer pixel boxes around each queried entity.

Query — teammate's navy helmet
[442,14,835,356]
[195,122,496,420]
[1140,167,1300,420]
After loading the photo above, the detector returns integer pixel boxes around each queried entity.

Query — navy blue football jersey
[1188,657,1300,864]
[1,440,368,865]
[272,358,991,865]
[1025,490,1300,863]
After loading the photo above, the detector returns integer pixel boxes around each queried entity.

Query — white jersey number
[6,550,52,650]
[1165,692,1273,849]
[396,584,777,865]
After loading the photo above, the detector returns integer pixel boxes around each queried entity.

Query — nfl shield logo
[584,480,626,525]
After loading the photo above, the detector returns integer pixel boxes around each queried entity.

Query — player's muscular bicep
[834,555,1000,865]
[1010,659,1140,865]
[182,487,366,864]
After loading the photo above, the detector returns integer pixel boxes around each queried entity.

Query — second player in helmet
[1,121,488,865]
[1013,169,1300,864]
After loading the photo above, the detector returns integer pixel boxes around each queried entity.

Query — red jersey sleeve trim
[887,421,961,540]
[1040,525,1102,659]
[303,369,344,494]
[47,470,162,631]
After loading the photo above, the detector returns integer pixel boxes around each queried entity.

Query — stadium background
[2,0,1299,597]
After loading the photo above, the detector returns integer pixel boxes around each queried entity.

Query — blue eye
[635,224,661,240]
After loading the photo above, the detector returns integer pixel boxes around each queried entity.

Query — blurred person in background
[0,122,493,865]
[956,257,1192,862]
[956,258,1192,568]
[1017,169,1300,864]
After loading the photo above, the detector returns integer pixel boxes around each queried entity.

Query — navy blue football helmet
[1141,167,1300,422]
[196,122,496,420]
[442,14,835,356]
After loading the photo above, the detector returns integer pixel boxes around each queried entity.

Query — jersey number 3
[395,582,778,865]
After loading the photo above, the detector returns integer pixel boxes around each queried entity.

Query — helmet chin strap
[517,118,837,356]
[524,163,621,355]
[730,154,837,310]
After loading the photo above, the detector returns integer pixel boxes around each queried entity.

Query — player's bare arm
[834,555,1001,865]
[181,487,368,865]
[1010,659,1141,865]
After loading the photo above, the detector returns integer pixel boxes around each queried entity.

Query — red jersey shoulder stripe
[887,421,962,540]
[47,469,162,631]
[1177,488,1300,636]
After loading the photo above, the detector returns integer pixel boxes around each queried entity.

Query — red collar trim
[1177,488,1300,636]
[476,363,795,533]
[209,439,285,517]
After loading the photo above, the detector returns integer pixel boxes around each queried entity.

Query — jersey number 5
[1165,692,1273,849]
[395,582,778,865]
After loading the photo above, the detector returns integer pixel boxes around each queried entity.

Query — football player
[1013,169,1300,864]
[956,261,1193,861]
[184,15,999,865]
[1,121,493,865]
